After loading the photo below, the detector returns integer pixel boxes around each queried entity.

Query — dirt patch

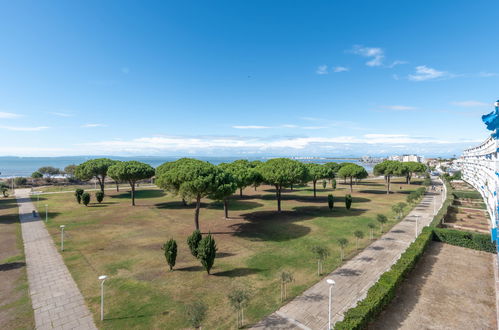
[369,242,496,330]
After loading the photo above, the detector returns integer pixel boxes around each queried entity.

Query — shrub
[14,177,27,186]
[82,192,90,206]
[197,233,217,274]
[162,238,177,271]
[322,180,327,189]
[95,191,104,203]
[187,230,202,258]
[376,214,388,232]
[334,228,433,330]
[345,194,352,210]
[75,189,84,204]
[327,194,334,211]
[338,238,348,260]
[31,171,43,179]
[185,302,207,329]
[432,228,496,253]
[452,190,482,199]
[332,178,337,190]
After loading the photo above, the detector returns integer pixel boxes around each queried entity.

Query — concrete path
[251,179,445,330]
[15,189,97,330]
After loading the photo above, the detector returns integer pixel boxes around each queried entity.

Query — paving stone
[16,189,97,330]
[251,180,445,329]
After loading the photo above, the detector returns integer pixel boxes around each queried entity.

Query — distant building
[388,154,424,163]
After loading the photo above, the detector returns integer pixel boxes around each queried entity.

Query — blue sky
[1,0,498,157]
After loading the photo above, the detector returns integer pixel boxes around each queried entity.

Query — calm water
[0,156,370,178]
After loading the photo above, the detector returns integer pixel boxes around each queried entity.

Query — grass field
[35,178,421,329]
[0,198,34,329]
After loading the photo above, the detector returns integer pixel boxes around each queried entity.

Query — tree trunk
[277,186,282,212]
[182,198,187,206]
[223,198,228,219]
[98,176,105,192]
[317,259,320,276]
[131,181,136,206]
[350,177,353,192]
[239,187,243,198]
[115,182,119,192]
[194,195,201,230]
[313,180,317,198]
[387,176,391,194]
[407,173,411,184]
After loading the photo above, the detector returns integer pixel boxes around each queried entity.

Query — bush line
[334,180,495,329]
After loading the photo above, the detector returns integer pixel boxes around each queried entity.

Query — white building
[388,154,424,163]
[461,136,498,239]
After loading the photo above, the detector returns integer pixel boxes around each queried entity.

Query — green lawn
[36,178,421,329]
[0,198,34,329]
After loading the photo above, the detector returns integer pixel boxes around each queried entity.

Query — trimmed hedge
[432,227,495,253]
[429,180,453,227]
[452,190,482,199]
[334,228,433,330]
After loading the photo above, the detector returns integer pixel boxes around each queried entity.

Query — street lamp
[45,204,48,222]
[326,278,336,330]
[99,275,108,321]
[60,225,65,251]
[415,215,420,238]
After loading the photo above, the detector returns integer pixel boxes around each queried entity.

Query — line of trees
[374,160,427,194]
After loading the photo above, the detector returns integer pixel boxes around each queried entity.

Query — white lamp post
[99,275,108,321]
[60,225,65,251]
[415,215,420,238]
[45,204,48,222]
[326,278,335,330]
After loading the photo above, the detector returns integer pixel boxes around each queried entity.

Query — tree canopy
[257,158,307,212]
[37,166,60,176]
[209,166,237,219]
[404,162,427,184]
[220,159,258,197]
[305,163,333,198]
[74,158,116,192]
[107,161,155,206]
[373,160,406,194]
[155,158,220,229]
[337,164,368,192]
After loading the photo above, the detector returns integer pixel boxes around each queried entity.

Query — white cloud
[386,60,408,68]
[351,46,384,67]
[0,111,22,118]
[478,72,498,77]
[82,123,107,128]
[80,133,477,155]
[0,126,48,131]
[382,105,417,111]
[49,112,73,117]
[282,124,298,128]
[408,65,448,81]
[332,66,349,73]
[451,100,489,107]
[316,65,328,75]
[302,126,328,130]
[232,125,271,129]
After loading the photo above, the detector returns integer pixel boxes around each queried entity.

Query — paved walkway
[15,189,97,330]
[251,179,445,330]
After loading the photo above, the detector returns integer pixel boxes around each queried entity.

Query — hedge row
[429,180,453,227]
[334,228,433,330]
[452,190,482,200]
[432,227,495,253]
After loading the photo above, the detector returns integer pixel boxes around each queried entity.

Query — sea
[0,156,372,178]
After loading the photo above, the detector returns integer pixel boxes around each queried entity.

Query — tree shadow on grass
[230,210,313,242]
[260,193,370,204]
[0,262,25,271]
[212,267,262,277]
[0,213,21,224]
[21,211,61,223]
[208,200,264,211]
[176,265,203,272]
[292,206,368,217]
[155,201,210,209]
[112,189,165,199]
[0,198,19,209]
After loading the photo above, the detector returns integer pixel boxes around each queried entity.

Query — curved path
[251,179,445,330]
[15,189,96,330]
